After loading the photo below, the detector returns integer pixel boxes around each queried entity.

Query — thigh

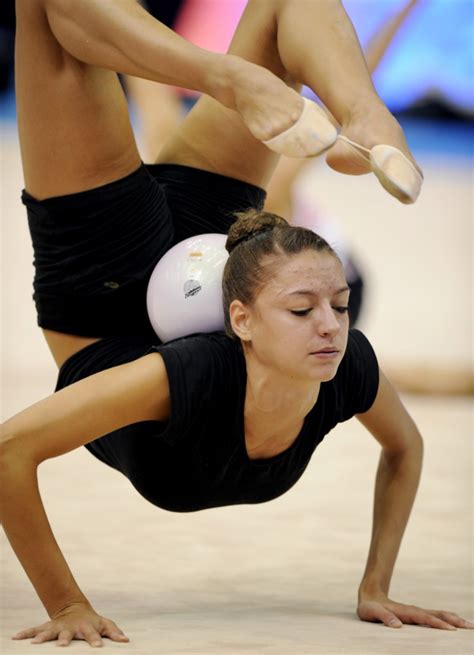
[156,0,298,190]
[15,0,141,200]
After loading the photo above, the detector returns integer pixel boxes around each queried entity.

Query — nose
[313,302,340,337]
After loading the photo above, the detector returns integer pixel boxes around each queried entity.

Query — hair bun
[225,208,289,254]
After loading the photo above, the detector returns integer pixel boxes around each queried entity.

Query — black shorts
[23,164,266,338]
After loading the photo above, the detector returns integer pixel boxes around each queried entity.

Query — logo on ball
[184,279,202,298]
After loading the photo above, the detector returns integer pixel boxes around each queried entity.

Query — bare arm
[355,369,471,630]
[356,370,423,601]
[0,352,169,645]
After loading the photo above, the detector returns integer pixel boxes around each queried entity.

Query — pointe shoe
[329,135,423,204]
[262,98,338,158]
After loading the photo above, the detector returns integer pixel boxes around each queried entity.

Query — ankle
[202,53,243,111]
[205,54,268,113]
[340,104,404,147]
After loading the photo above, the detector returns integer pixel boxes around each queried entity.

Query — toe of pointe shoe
[370,145,423,205]
[262,98,338,158]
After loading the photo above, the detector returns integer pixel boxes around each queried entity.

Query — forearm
[359,434,423,599]
[0,449,90,617]
[44,0,236,106]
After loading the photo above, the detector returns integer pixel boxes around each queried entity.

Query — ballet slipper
[262,98,338,158]
[329,135,423,204]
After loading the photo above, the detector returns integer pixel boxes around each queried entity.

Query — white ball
[146,233,229,342]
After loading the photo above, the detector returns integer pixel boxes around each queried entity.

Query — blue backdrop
[344,0,473,115]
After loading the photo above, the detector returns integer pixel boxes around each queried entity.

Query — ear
[229,299,253,342]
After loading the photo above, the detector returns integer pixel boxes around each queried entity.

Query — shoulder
[330,329,380,419]
[149,331,242,368]
[56,334,160,389]
[148,331,244,398]
[146,332,244,436]
[343,329,378,370]
[9,342,172,465]
[334,328,379,379]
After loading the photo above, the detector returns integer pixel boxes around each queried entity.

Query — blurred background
[1,4,472,653]
[1,0,472,403]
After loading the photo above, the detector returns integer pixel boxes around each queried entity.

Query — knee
[15,0,68,27]
[15,0,63,31]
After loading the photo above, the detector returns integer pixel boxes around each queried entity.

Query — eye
[333,306,349,314]
[290,309,312,316]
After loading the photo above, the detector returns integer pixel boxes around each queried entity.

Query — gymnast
[1,0,471,647]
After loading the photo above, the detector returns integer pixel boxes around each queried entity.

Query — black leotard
[55,329,379,513]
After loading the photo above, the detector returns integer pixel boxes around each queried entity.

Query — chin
[307,359,342,382]
[319,368,339,382]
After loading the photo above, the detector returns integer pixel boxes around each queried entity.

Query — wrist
[358,578,389,602]
[48,595,93,620]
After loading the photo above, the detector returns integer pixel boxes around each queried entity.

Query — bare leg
[19,0,420,190]
[124,76,183,161]
[364,0,420,75]
[265,0,422,213]
[277,0,376,125]
[274,0,420,175]
[14,0,303,365]
[324,0,422,176]
[14,0,146,364]
[15,0,142,200]
[158,0,421,190]
[265,157,307,218]
[17,0,422,366]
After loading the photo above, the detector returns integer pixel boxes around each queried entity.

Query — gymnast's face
[232,250,350,382]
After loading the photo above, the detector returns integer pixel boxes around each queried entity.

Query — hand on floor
[12,601,129,647]
[357,595,474,630]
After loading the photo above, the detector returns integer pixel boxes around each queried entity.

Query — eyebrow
[286,286,351,297]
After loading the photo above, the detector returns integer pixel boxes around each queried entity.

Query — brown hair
[222,208,338,338]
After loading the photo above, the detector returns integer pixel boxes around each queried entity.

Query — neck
[244,349,320,415]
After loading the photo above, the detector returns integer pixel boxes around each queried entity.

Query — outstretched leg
[14,0,309,365]
[157,0,421,194]
[14,0,142,201]
[15,0,147,364]
[16,0,421,365]
[275,0,419,169]
[19,0,421,195]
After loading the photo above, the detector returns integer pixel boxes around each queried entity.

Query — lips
[309,347,340,360]
[312,347,339,354]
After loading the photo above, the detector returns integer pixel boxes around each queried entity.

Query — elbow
[405,423,423,453]
[382,423,424,461]
[0,425,16,460]
[0,429,37,476]
[0,431,18,476]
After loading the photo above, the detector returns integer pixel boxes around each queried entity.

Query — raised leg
[14,1,142,200]
[13,0,305,366]
[18,0,420,196]
[15,0,146,365]
[124,76,183,161]
[158,0,421,190]
[16,0,422,365]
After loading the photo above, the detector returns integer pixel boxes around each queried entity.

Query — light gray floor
[1,125,473,654]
